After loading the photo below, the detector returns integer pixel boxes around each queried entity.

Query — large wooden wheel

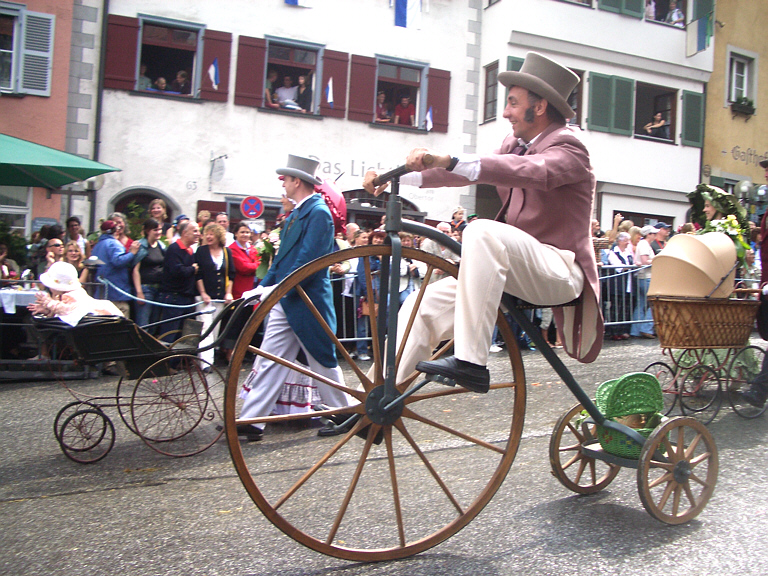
[224,245,527,561]
[549,403,620,494]
[637,416,718,524]
[132,355,224,457]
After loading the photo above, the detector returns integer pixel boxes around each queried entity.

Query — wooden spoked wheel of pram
[224,245,527,561]
[637,416,718,524]
[549,403,621,494]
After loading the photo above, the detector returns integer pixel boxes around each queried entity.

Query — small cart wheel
[132,355,224,457]
[644,361,680,416]
[726,346,768,419]
[549,403,620,494]
[58,409,115,464]
[637,416,718,524]
[678,364,722,424]
[54,400,100,441]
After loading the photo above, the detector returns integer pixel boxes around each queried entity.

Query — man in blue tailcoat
[237,155,353,441]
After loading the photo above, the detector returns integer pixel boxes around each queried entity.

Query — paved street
[2,336,768,576]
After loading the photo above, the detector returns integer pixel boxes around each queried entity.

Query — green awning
[0,133,120,189]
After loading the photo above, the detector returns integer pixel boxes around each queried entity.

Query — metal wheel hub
[365,385,403,426]
[673,459,692,483]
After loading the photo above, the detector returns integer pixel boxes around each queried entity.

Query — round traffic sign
[240,196,264,219]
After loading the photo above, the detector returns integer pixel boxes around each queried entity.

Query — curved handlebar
[372,154,435,187]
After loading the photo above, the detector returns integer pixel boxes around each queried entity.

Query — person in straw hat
[28,261,123,324]
[363,51,601,393]
[236,154,355,441]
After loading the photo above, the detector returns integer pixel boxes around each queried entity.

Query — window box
[731,102,755,117]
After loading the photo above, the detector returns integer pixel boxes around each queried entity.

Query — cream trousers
[396,219,584,380]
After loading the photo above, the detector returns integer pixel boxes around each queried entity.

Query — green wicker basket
[595,372,664,459]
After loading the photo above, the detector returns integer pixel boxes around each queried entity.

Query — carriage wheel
[115,377,139,436]
[225,245,526,561]
[549,403,620,494]
[637,416,718,524]
[58,409,115,464]
[644,361,680,416]
[132,355,224,457]
[726,346,768,419]
[678,365,722,424]
[54,400,101,441]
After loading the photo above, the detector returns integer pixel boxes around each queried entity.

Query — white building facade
[88,0,713,232]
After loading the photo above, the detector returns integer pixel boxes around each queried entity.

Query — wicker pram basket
[649,295,759,349]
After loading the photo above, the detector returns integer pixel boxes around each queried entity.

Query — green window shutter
[612,76,634,135]
[709,176,725,188]
[19,11,55,96]
[693,0,714,20]
[588,72,612,133]
[622,0,644,18]
[506,56,523,72]
[681,90,705,147]
[598,0,622,14]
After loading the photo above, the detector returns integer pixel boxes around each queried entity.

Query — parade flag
[686,13,713,56]
[425,106,433,131]
[285,0,313,6]
[325,77,334,108]
[395,0,422,28]
[207,57,219,90]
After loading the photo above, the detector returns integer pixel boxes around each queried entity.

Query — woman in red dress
[222,222,261,360]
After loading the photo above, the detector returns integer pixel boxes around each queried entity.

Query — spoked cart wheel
[726,345,768,419]
[644,361,680,416]
[54,400,101,441]
[131,354,224,457]
[678,364,722,425]
[58,408,115,464]
[549,403,620,494]
[637,416,718,524]
[225,245,527,561]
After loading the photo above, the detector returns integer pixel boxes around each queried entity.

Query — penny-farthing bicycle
[224,163,717,561]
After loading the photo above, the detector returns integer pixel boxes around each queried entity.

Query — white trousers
[396,220,584,381]
[196,299,225,365]
[239,302,354,429]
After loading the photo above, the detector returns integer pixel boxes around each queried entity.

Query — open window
[264,38,320,114]
[635,82,675,141]
[103,14,230,102]
[0,3,54,96]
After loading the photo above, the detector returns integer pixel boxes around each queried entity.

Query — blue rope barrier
[98,277,228,309]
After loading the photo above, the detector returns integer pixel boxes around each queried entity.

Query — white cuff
[451,155,481,181]
[400,172,423,187]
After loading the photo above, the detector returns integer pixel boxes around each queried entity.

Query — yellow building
[704,0,768,224]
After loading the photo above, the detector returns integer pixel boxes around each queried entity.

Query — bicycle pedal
[425,374,456,386]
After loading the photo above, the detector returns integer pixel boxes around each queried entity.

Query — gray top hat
[276,154,323,186]
[497,52,579,120]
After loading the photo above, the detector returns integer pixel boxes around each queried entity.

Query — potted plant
[731,96,756,116]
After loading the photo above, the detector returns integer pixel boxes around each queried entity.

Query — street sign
[240,196,264,219]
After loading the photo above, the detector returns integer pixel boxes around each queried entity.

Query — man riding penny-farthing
[224,53,717,561]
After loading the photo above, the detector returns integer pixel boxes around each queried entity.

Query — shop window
[0,186,29,236]
[0,3,54,96]
[103,14,230,102]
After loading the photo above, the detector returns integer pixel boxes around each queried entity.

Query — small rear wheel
[549,403,620,494]
[637,416,718,524]
[726,346,768,419]
[58,409,115,464]
[54,400,100,441]
[644,361,680,416]
[678,365,722,424]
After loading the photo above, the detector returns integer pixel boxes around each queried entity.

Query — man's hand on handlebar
[362,148,452,196]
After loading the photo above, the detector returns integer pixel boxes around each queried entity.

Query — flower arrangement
[255,231,280,280]
[698,214,751,262]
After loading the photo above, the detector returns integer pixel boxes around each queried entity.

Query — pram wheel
[549,403,620,494]
[644,361,680,416]
[679,365,722,424]
[132,355,224,457]
[637,416,718,524]
[58,408,115,464]
[726,345,768,419]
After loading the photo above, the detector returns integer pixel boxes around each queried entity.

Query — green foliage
[125,201,146,240]
[0,220,29,267]
[734,96,754,108]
